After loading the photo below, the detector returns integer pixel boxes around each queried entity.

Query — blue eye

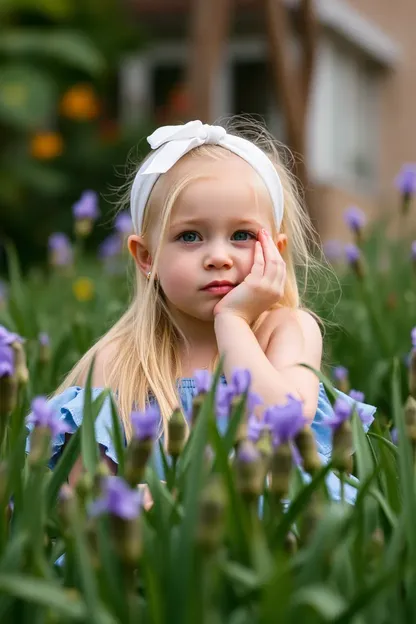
[178,231,201,243]
[232,230,256,241]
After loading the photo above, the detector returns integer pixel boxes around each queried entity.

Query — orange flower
[30,132,63,160]
[60,84,101,121]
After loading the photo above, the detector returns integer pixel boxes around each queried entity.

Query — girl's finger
[250,240,265,278]
[262,230,282,281]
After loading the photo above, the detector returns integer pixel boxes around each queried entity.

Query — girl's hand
[213,229,286,324]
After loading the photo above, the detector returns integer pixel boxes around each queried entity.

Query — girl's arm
[214,308,322,421]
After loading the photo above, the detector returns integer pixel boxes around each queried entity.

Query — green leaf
[0,575,114,622]
[69,500,103,623]
[332,568,400,624]
[46,425,82,508]
[81,357,100,476]
[274,463,333,544]
[291,585,347,620]
[392,359,416,562]
[168,366,222,623]
[221,561,261,592]
[108,393,125,475]
[351,410,376,483]
[4,241,37,337]
[0,31,105,75]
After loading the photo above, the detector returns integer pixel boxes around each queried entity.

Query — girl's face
[131,152,282,322]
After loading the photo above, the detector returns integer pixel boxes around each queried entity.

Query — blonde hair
[56,116,326,441]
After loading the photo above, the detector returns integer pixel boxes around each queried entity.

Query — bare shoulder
[258,307,322,345]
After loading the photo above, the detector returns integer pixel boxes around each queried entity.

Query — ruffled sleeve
[311,383,376,459]
[25,387,126,469]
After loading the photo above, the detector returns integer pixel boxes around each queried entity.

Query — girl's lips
[202,285,235,295]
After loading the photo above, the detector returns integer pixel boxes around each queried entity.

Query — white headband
[130,120,284,233]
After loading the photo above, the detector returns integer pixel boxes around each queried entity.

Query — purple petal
[0,344,14,377]
[333,366,348,381]
[344,206,366,232]
[411,328,416,349]
[215,385,234,419]
[237,441,260,464]
[72,190,100,221]
[231,369,251,394]
[48,232,70,251]
[38,332,50,347]
[395,164,416,196]
[327,398,352,430]
[247,414,265,443]
[99,234,122,259]
[131,405,159,440]
[115,211,133,234]
[411,241,416,261]
[89,477,142,519]
[0,326,23,346]
[264,395,306,445]
[323,239,343,262]
[193,369,212,394]
[345,243,360,264]
[349,389,365,403]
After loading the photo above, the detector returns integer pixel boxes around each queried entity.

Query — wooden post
[263,0,319,217]
[186,0,232,122]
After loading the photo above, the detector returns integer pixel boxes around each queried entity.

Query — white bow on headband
[130,120,284,233]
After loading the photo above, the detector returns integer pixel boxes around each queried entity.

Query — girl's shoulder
[256,307,322,349]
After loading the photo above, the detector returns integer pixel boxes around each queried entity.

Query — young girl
[34,118,375,499]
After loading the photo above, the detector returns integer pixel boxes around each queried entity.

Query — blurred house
[121,0,415,239]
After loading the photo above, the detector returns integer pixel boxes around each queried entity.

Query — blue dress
[26,378,375,504]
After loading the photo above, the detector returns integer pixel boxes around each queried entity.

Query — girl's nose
[203,244,234,270]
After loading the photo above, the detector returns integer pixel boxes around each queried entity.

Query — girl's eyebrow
[170,217,263,229]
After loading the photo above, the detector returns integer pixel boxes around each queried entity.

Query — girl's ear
[128,235,152,277]
[276,233,288,254]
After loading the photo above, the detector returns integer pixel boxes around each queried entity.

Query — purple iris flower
[411,241,416,261]
[0,345,14,377]
[326,398,352,431]
[348,389,373,426]
[48,233,70,251]
[38,332,50,347]
[131,405,159,441]
[72,190,100,221]
[237,441,260,464]
[231,369,252,394]
[247,413,267,443]
[345,243,360,264]
[349,389,364,403]
[26,396,71,438]
[391,428,398,445]
[0,326,23,346]
[264,395,307,447]
[99,234,122,259]
[395,164,416,197]
[333,366,348,382]
[89,476,142,520]
[48,233,73,266]
[115,211,133,234]
[214,368,263,419]
[193,369,212,394]
[323,240,343,262]
[411,327,416,348]
[344,206,366,232]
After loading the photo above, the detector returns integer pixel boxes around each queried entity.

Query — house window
[228,55,284,138]
[310,36,381,191]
